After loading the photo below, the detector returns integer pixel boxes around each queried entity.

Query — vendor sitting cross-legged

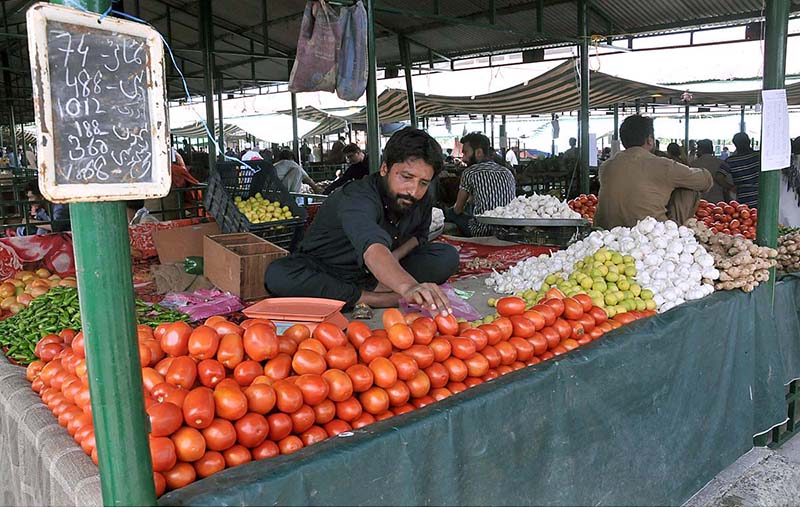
[265,127,459,315]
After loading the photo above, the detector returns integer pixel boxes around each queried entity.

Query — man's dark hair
[384,127,444,176]
[619,115,655,149]
[278,149,295,161]
[343,143,361,156]
[667,142,682,158]
[733,132,752,152]
[697,139,714,156]
[568,137,577,147]
[460,132,491,157]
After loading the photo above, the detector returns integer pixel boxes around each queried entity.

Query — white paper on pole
[760,89,791,171]
[588,134,598,167]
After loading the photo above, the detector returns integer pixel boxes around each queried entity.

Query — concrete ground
[685,437,800,507]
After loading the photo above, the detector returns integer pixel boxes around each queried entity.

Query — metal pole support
[578,0,590,194]
[200,0,216,171]
[365,0,380,173]
[291,92,300,162]
[684,104,690,160]
[398,36,417,128]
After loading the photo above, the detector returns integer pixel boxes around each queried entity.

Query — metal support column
[51,0,156,505]
[684,104,690,159]
[200,0,216,170]
[756,0,790,271]
[399,36,417,128]
[483,115,487,133]
[291,92,300,162]
[490,114,495,148]
[365,0,380,173]
[578,0,590,194]
[216,76,224,158]
[740,105,746,133]
[613,104,619,140]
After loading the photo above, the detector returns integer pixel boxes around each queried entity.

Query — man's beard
[467,153,478,166]
[380,175,418,216]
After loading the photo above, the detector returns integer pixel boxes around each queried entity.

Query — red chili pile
[26,290,652,496]
[694,200,757,239]
[568,194,597,221]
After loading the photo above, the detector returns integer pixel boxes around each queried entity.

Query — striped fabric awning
[296,61,800,128]
[303,117,349,139]
[171,122,250,140]
[0,127,37,147]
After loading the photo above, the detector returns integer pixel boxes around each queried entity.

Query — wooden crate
[203,233,288,300]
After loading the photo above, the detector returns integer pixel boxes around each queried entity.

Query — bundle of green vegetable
[0,287,189,364]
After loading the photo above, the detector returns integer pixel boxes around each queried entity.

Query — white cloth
[242,150,263,162]
[274,160,310,193]
[505,150,518,166]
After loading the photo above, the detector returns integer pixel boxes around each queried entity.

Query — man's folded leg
[400,242,460,285]
[265,256,362,309]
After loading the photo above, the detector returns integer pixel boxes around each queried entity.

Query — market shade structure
[170,121,251,141]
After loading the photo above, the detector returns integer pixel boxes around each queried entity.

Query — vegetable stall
[1,0,799,506]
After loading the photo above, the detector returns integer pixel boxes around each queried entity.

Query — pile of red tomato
[568,194,597,221]
[695,200,757,239]
[26,290,653,497]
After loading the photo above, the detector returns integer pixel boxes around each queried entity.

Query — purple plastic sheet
[160,289,244,322]
[399,284,482,321]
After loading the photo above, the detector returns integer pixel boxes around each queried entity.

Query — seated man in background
[266,128,458,314]
[595,115,712,229]
[445,132,516,237]
[323,143,369,195]
[273,149,322,193]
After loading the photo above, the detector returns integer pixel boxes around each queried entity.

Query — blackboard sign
[28,3,170,202]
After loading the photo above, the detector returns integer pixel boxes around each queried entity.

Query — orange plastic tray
[243,297,345,323]
[273,311,349,334]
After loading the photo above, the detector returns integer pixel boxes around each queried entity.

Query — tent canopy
[171,121,251,140]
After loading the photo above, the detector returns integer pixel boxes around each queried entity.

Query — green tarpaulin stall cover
[161,276,800,506]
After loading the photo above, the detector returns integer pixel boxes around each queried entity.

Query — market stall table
[0,276,798,506]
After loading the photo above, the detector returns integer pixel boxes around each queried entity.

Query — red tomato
[345,364,374,393]
[289,373,326,405]
[461,328,488,351]
[360,387,390,415]
[430,388,452,401]
[405,345,435,369]
[496,296,526,317]
[213,386,248,421]
[233,360,263,386]
[406,370,431,398]
[183,387,215,429]
[201,418,237,451]
[251,440,280,460]
[527,333,548,356]
[324,419,352,437]
[449,337,477,360]
[563,298,584,320]
[481,345,502,368]
[411,395,436,409]
[263,353,292,381]
[577,314,596,334]
[165,356,197,390]
[321,369,353,402]
[389,352,419,381]
[279,436,304,455]
[300,426,329,447]
[382,308,406,330]
[447,382,467,394]
[384,380,411,407]
[477,324,502,345]
[267,413,293,441]
[394,403,416,415]
[217,333,244,369]
[142,368,165,394]
[283,324,311,344]
[346,322,372,348]
[429,337,452,362]
[196,359,226,389]
[351,412,377,429]
[325,345,358,370]
[510,315,536,338]
[290,404,316,434]
[279,337,298,356]
[241,383,276,413]
[172,427,206,462]
[434,314,459,335]
[234,412,269,448]
[358,336,393,363]
[313,399,336,425]
[273,380,304,413]
[336,397,363,422]
[153,471,166,497]
[147,402,183,437]
[161,322,192,357]
[508,337,534,361]
[424,363,449,388]
[492,317,514,341]
[313,322,347,349]
[521,311,546,331]
[154,358,173,377]
[193,450,226,478]
[243,324,279,362]
[187,326,220,360]
[463,353,490,378]
[387,323,415,350]
[569,321,585,340]
[573,294,594,313]
[553,318,572,340]
[442,357,468,382]
[151,383,187,408]
[531,305,557,327]
[149,437,177,473]
[588,306,608,325]
[369,357,398,388]
[410,317,437,345]
[292,349,327,375]
[495,341,518,365]
[223,445,252,467]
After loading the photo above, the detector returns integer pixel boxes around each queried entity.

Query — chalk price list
[48,21,153,184]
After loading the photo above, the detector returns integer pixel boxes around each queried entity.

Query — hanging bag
[336,0,368,101]
[289,1,340,93]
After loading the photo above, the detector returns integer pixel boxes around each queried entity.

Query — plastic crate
[204,161,307,251]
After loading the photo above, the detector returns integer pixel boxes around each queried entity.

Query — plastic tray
[243,297,345,323]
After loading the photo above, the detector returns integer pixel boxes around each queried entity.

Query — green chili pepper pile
[0,287,189,365]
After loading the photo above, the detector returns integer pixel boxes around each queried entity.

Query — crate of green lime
[0,287,189,365]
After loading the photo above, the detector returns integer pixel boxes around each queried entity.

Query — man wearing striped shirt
[446,132,516,237]
[723,132,761,208]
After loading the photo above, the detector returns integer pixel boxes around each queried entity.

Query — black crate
[204,161,307,251]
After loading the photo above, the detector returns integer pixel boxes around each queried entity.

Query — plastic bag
[399,283,482,321]
[289,1,340,93]
[160,289,243,322]
[336,0,367,101]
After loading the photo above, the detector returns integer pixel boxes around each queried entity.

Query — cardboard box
[152,222,220,264]
[203,233,288,300]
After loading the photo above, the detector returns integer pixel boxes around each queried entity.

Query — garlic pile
[687,219,778,292]
[486,217,718,312]
[778,231,800,273]
[481,194,581,219]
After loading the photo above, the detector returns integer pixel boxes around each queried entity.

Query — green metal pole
[217,75,224,159]
[613,104,619,140]
[291,92,300,162]
[578,0,590,194]
[200,0,216,171]
[756,0,790,262]
[740,105,746,133]
[398,36,417,128]
[684,104,690,160]
[365,0,380,173]
[50,1,156,505]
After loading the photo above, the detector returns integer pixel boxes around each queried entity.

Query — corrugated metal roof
[0,0,799,123]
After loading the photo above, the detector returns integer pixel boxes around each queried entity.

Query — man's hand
[401,283,451,316]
